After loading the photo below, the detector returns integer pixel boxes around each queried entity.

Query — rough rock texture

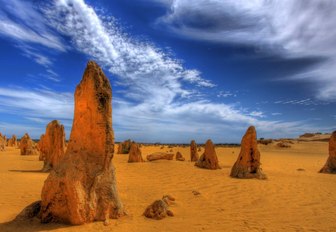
[117,139,132,154]
[230,126,266,179]
[190,140,199,162]
[38,120,66,172]
[128,142,144,163]
[146,152,174,161]
[7,135,18,147]
[144,195,175,220]
[40,61,124,225]
[319,131,336,174]
[0,133,5,151]
[175,151,185,161]
[15,201,41,221]
[19,133,39,156]
[195,140,220,170]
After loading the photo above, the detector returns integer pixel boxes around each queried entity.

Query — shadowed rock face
[128,142,144,163]
[190,140,199,162]
[230,126,266,179]
[40,61,124,225]
[38,120,66,172]
[195,139,220,170]
[7,135,18,147]
[319,131,336,174]
[19,133,39,156]
[176,151,185,161]
[118,139,132,154]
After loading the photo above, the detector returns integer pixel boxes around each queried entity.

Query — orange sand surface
[0,142,335,232]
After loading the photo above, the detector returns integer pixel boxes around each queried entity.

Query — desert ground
[0,141,335,232]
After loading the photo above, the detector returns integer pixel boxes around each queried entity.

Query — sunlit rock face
[40,61,124,225]
[230,126,266,179]
[128,142,144,163]
[195,139,220,170]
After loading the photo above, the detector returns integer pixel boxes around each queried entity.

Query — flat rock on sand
[147,152,174,161]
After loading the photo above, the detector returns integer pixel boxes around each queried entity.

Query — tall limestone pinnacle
[39,61,124,225]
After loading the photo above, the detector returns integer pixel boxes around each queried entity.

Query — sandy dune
[0,141,335,232]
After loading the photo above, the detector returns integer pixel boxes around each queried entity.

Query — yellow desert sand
[1,141,336,231]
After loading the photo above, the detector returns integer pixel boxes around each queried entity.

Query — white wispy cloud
[0,0,329,142]
[0,0,66,51]
[152,0,336,101]
[274,98,330,106]
[0,0,65,82]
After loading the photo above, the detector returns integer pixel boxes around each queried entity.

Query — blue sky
[0,0,335,143]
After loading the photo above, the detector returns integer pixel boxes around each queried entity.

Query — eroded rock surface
[195,139,220,170]
[19,133,39,156]
[230,126,266,179]
[144,195,175,220]
[117,139,132,154]
[40,61,124,225]
[176,151,185,161]
[38,120,66,172]
[128,142,144,163]
[190,140,199,162]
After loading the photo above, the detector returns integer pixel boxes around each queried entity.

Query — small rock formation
[190,140,199,162]
[175,151,185,161]
[128,142,144,163]
[19,133,39,156]
[230,126,266,179]
[144,195,175,220]
[39,61,124,225]
[319,131,336,174]
[117,139,132,154]
[38,120,66,172]
[195,139,220,170]
[7,135,18,147]
[276,141,291,148]
[258,139,273,145]
[146,152,174,161]
[0,133,5,151]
